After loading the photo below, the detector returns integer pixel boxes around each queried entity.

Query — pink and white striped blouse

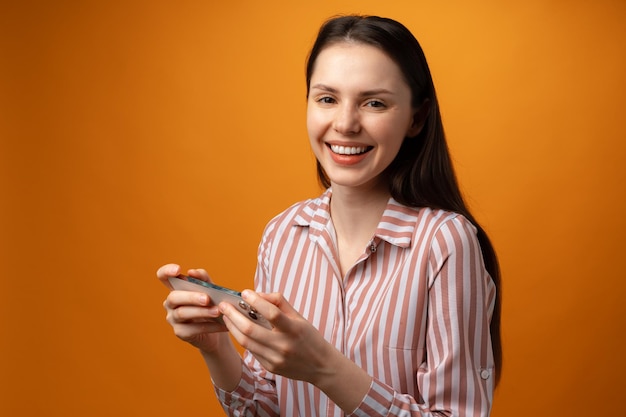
[216,189,496,416]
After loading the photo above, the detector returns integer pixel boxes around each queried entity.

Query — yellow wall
[2,1,625,415]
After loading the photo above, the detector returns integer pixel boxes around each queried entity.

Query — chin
[327,175,385,191]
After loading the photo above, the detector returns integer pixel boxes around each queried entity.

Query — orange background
[2,1,625,416]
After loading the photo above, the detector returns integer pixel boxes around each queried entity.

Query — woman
[159,14,502,417]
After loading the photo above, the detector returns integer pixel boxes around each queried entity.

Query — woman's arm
[199,334,242,392]
[158,264,274,408]
[163,290,280,415]
[347,216,495,417]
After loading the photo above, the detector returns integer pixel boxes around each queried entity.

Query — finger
[222,313,292,377]
[186,268,212,283]
[256,292,297,314]
[167,304,221,324]
[243,291,297,330]
[255,291,282,305]
[221,312,272,355]
[219,301,274,346]
[163,290,211,310]
[157,263,182,289]
[172,321,228,341]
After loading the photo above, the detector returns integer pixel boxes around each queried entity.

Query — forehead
[310,42,408,90]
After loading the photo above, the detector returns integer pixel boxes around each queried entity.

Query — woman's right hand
[158,263,229,354]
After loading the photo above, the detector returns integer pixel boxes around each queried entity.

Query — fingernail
[241,290,251,300]
[197,294,208,305]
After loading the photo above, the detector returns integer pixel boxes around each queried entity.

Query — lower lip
[328,149,370,166]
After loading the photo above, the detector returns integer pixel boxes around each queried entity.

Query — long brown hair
[306,15,502,385]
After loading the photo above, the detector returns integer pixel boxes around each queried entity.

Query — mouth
[328,144,373,155]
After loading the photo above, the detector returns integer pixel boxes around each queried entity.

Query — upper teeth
[330,145,368,155]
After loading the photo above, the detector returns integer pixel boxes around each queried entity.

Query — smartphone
[167,274,272,329]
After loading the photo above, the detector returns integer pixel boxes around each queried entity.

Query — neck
[329,183,390,242]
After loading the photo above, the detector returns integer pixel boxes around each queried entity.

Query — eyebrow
[310,83,394,96]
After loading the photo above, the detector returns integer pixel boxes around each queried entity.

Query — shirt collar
[293,188,419,249]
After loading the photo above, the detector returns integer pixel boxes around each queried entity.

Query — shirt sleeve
[213,353,280,416]
[348,215,496,417]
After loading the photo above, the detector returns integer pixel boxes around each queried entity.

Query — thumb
[258,291,299,311]
[244,291,301,329]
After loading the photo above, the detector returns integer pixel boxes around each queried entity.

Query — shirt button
[480,369,491,380]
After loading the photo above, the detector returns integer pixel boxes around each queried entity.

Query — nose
[332,103,361,135]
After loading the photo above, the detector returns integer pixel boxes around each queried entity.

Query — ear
[407,99,430,138]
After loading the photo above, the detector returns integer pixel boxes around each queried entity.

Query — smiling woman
[159,14,501,417]
[3,1,625,416]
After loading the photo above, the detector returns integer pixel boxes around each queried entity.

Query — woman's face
[307,42,420,193]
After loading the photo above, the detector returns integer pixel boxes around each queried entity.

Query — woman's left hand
[218,290,335,386]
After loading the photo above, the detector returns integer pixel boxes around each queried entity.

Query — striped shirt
[216,189,496,416]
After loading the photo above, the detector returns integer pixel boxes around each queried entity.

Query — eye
[317,96,336,104]
[365,100,386,108]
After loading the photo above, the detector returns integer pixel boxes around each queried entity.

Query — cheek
[374,117,412,147]
[306,109,325,141]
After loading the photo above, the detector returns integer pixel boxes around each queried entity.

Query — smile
[329,144,372,155]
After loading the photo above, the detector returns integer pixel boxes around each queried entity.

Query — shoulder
[423,209,483,269]
[402,203,477,238]
[383,200,479,251]
[261,191,330,239]
[385,199,462,227]
[384,200,473,239]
